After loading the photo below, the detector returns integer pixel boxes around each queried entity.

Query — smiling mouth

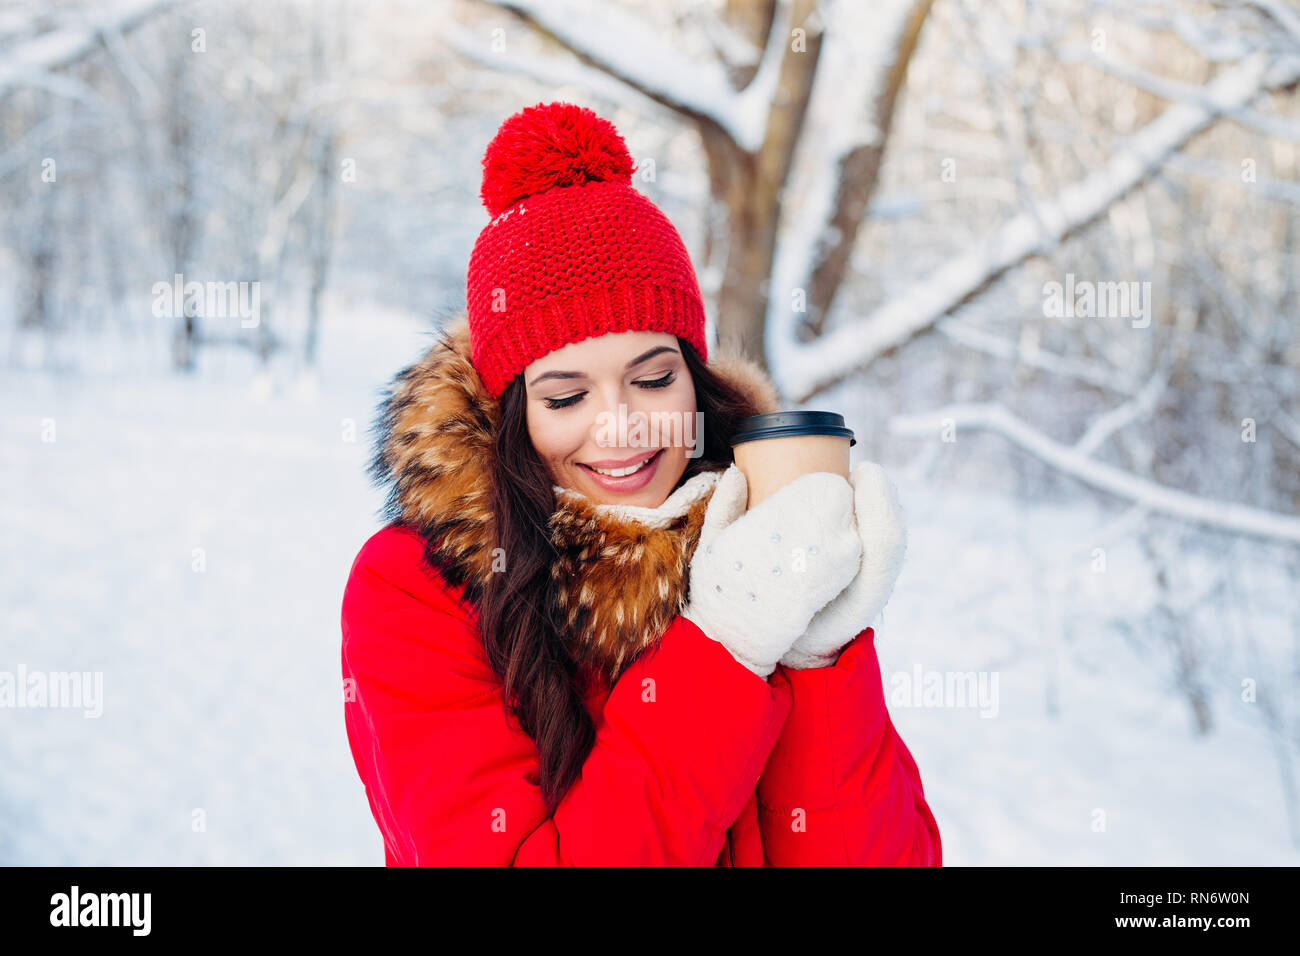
[578,448,664,477]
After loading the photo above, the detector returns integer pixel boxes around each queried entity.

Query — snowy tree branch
[1166,153,1300,203]
[889,402,1300,544]
[0,0,183,95]
[438,19,648,113]
[936,318,1143,396]
[1238,0,1300,50]
[1072,367,1170,456]
[1063,47,1300,142]
[1273,410,1300,450]
[777,50,1299,402]
[766,0,930,346]
[481,0,782,150]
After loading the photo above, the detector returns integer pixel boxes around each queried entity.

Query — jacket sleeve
[341,526,794,866]
[755,626,942,865]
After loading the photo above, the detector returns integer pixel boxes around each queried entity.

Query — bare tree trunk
[304,18,341,369]
[163,48,200,372]
[304,129,335,369]
[799,0,935,341]
[1140,527,1213,736]
[491,0,934,377]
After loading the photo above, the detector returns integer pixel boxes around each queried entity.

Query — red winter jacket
[341,523,942,866]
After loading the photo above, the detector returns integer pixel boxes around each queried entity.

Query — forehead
[524,330,679,375]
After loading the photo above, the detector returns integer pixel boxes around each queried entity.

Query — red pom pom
[480,101,635,218]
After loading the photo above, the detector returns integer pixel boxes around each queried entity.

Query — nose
[588,385,654,452]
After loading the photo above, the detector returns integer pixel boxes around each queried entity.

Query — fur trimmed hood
[369,315,782,687]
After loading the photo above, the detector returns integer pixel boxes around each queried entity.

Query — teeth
[589,452,656,477]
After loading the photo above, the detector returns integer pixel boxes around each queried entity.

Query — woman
[340,101,942,866]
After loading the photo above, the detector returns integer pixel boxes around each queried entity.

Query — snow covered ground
[882,482,1299,865]
[1,301,1295,865]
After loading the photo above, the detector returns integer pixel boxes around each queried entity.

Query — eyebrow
[527,346,679,387]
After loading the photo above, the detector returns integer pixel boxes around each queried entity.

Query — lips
[580,448,662,474]
[577,448,665,492]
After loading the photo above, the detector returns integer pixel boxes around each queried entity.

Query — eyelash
[542,371,677,410]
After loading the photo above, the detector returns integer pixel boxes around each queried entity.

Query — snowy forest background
[1,0,1298,864]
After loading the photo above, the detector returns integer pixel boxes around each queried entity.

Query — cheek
[664,379,697,428]
[642,380,697,456]
[527,406,588,467]
[678,379,698,416]
[646,378,696,416]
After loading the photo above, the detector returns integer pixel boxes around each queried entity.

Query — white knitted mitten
[778,461,908,669]
[682,464,862,678]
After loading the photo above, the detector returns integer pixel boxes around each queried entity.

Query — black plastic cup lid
[731,410,856,447]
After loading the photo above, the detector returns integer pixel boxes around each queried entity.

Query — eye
[635,371,676,389]
[540,371,676,410]
[542,392,584,410]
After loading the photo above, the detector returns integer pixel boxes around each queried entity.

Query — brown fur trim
[548,489,713,685]
[369,313,782,685]
[369,316,499,609]
[707,344,782,419]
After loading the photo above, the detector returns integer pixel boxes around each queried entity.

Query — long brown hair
[475,335,768,816]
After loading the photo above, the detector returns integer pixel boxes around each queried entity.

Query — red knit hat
[465,101,708,398]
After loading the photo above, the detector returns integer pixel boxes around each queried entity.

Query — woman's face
[524,330,698,508]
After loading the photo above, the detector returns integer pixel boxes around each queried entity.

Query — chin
[585,480,670,509]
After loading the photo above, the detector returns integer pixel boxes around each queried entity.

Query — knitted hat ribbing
[465,101,708,399]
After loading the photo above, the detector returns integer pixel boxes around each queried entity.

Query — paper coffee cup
[730,411,856,510]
